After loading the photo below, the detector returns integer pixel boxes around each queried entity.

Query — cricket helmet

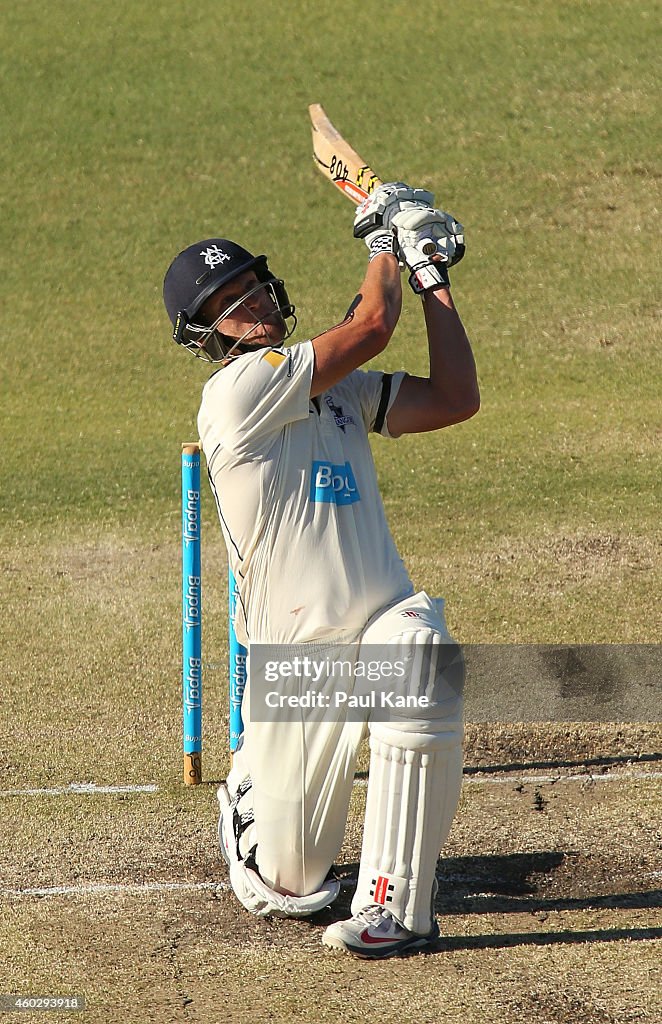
[163,238,296,361]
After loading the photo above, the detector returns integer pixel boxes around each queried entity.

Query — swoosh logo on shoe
[359,929,397,945]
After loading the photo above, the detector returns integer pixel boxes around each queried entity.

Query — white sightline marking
[3,874,661,900]
[0,783,159,797]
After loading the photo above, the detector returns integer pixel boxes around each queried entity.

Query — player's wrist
[365,228,399,262]
[407,258,450,294]
[421,283,453,305]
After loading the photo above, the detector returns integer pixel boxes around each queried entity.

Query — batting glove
[391,206,465,293]
[353,182,435,244]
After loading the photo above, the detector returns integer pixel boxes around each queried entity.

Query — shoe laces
[354,905,402,932]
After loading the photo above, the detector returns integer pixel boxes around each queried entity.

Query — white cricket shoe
[322,905,439,959]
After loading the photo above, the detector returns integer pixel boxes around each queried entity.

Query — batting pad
[352,734,463,934]
[352,598,464,934]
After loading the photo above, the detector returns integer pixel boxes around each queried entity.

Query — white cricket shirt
[197,340,414,644]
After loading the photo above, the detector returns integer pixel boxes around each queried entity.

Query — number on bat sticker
[329,155,349,182]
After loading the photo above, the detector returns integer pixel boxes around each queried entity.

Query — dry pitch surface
[1,728,660,1024]
[1,539,660,1023]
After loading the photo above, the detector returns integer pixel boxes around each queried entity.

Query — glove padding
[353,181,435,243]
[391,206,465,293]
[392,206,465,267]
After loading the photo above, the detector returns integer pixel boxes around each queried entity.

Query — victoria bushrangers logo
[200,244,231,268]
[324,395,355,432]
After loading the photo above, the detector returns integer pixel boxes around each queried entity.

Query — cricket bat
[309,103,382,204]
[308,104,437,255]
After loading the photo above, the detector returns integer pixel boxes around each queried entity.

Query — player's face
[200,271,287,346]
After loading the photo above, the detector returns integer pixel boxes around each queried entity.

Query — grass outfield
[1,2,660,1021]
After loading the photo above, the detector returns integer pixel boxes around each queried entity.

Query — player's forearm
[310,253,402,396]
[422,288,480,415]
[355,252,402,341]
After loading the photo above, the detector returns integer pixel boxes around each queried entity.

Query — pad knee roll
[372,626,464,750]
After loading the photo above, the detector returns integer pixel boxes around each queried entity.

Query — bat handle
[419,238,438,257]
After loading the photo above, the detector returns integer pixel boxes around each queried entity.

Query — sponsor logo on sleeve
[310,461,361,505]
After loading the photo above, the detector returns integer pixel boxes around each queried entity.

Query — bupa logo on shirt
[310,461,361,505]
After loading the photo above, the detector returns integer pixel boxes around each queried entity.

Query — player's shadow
[463,750,662,776]
[435,923,662,951]
[321,853,662,952]
[435,852,662,914]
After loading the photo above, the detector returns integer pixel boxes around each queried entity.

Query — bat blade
[308,104,439,260]
[308,103,383,205]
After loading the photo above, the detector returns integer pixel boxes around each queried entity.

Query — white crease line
[1,881,229,897]
[0,783,159,797]
[1,771,661,801]
[354,770,662,787]
[4,875,661,900]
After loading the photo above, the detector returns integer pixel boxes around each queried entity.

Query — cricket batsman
[163,184,479,958]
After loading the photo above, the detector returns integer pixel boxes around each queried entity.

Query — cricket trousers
[226,591,464,903]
